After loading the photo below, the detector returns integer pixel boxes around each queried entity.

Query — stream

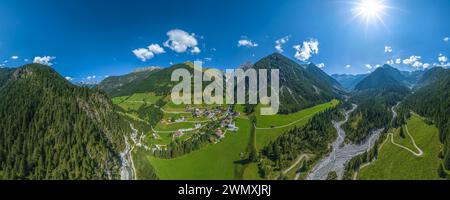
[306,104,384,180]
[120,124,138,180]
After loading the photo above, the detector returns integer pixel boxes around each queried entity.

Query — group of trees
[0,64,131,180]
[402,70,450,177]
[344,85,408,144]
[258,107,343,177]
[343,135,383,180]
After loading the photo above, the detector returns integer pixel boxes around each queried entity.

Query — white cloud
[275,35,291,53]
[133,44,166,61]
[204,57,212,62]
[438,53,448,63]
[11,56,19,60]
[293,39,319,62]
[402,55,421,65]
[384,46,393,53]
[86,75,96,80]
[395,58,402,64]
[65,76,73,81]
[402,55,429,69]
[191,46,201,54]
[33,56,56,66]
[444,37,449,42]
[238,39,258,48]
[164,29,200,54]
[345,64,351,68]
[148,44,165,54]
[412,61,423,68]
[386,60,394,65]
[133,48,154,62]
[316,63,325,68]
[24,58,29,62]
[365,64,381,69]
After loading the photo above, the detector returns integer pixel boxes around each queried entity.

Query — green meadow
[255,99,339,150]
[146,118,251,180]
[358,114,443,180]
[112,93,162,111]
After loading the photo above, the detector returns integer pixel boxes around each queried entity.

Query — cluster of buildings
[155,106,242,143]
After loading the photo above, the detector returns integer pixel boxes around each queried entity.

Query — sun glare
[353,0,388,27]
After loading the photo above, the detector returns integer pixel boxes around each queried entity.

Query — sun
[352,0,388,26]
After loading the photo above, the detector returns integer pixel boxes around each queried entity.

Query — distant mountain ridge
[331,74,367,91]
[354,65,409,91]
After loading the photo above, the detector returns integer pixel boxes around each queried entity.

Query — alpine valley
[0,53,449,180]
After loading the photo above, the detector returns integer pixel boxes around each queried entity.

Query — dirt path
[353,126,424,180]
[283,154,309,175]
[387,125,423,156]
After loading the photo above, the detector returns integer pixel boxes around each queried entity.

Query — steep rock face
[0,64,130,180]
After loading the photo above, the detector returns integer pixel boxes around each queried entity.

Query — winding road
[306,104,384,180]
[352,103,424,180]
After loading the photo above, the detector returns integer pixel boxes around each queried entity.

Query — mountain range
[0,53,449,180]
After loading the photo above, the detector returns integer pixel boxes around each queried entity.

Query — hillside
[97,67,161,96]
[0,64,131,180]
[403,67,450,172]
[354,65,410,91]
[101,63,196,97]
[344,65,411,144]
[305,63,342,90]
[415,67,448,87]
[252,53,342,114]
[0,67,14,88]
[358,114,443,180]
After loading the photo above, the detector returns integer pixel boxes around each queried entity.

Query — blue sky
[0,0,449,82]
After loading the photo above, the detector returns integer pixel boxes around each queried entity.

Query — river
[306,104,384,180]
[120,124,138,180]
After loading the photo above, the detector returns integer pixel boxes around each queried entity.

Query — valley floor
[136,100,338,180]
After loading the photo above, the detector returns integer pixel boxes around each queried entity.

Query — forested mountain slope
[97,67,161,96]
[345,65,411,143]
[0,64,130,180]
[402,67,450,171]
[101,63,195,97]
[252,53,342,114]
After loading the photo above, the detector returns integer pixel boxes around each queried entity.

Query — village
[152,105,242,146]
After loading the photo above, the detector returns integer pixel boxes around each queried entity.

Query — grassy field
[255,99,339,128]
[255,100,339,150]
[146,118,251,180]
[358,114,443,180]
[127,93,161,104]
[242,163,263,180]
[154,122,199,132]
[112,93,162,111]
